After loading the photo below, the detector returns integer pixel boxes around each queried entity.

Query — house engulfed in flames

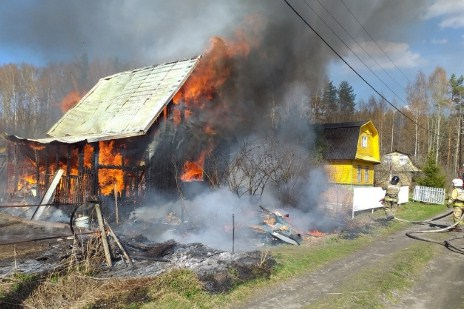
[3,56,229,219]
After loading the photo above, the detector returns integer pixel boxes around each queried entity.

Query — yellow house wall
[326,160,375,185]
[326,160,352,184]
[356,123,380,162]
[325,121,380,186]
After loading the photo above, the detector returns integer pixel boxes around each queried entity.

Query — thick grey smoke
[0,1,425,68]
[0,1,426,250]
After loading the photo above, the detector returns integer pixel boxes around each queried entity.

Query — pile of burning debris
[251,205,302,246]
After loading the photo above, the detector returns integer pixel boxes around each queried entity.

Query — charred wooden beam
[78,145,84,203]
[66,145,72,201]
[13,144,18,193]
[92,143,99,196]
[34,148,40,196]
[55,145,60,172]
[44,147,50,197]
[121,155,126,198]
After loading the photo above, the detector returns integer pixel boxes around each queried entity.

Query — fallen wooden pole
[106,222,133,267]
[114,183,119,225]
[31,169,64,220]
[94,203,112,267]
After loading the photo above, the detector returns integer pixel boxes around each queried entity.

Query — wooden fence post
[95,203,112,267]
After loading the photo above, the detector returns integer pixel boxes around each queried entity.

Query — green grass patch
[0,272,39,308]
[394,201,448,222]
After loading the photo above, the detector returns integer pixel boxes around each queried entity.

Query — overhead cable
[282,0,446,139]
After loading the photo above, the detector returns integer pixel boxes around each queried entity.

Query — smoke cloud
[0,0,425,250]
[0,1,425,68]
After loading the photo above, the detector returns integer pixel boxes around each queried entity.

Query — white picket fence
[412,185,446,205]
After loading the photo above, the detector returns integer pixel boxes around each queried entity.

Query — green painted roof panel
[46,56,201,141]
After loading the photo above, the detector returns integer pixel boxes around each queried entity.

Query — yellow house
[317,121,380,185]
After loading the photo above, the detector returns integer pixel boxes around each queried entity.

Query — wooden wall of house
[326,160,375,185]
[356,124,380,162]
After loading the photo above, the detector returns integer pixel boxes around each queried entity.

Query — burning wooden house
[2,56,229,220]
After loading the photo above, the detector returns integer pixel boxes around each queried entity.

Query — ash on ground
[0,211,277,293]
[106,236,276,293]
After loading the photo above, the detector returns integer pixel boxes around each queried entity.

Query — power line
[282,0,445,139]
[314,0,408,97]
[339,0,412,84]
[300,0,407,107]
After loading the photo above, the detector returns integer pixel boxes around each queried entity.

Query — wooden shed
[374,150,421,187]
[1,56,229,220]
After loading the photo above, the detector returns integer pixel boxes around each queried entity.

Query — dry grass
[2,234,201,309]
[23,274,157,309]
[2,234,113,308]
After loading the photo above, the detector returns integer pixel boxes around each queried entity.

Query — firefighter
[447,178,464,232]
[382,176,400,221]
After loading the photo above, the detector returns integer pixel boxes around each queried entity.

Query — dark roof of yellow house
[316,121,370,161]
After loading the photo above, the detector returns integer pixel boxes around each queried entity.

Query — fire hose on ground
[394,210,464,254]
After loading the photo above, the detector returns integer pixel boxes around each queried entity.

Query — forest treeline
[0,56,462,177]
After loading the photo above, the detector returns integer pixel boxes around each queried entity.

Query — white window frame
[399,155,407,165]
[361,135,368,148]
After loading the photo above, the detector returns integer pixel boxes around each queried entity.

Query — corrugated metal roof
[39,56,201,144]
[4,132,135,144]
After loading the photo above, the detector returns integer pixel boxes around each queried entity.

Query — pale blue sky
[0,0,462,107]
[329,0,464,106]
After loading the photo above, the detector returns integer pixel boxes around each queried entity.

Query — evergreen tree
[449,73,464,110]
[322,80,338,122]
[417,154,446,188]
[338,81,356,117]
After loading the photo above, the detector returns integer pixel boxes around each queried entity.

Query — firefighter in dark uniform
[382,176,400,221]
[447,178,464,231]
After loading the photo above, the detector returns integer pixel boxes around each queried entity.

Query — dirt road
[229,219,464,309]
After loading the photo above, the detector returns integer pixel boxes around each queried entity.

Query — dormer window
[361,135,368,148]
[399,155,407,166]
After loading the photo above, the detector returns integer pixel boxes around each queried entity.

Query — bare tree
[406,71,428,159]
[428,66,449,164]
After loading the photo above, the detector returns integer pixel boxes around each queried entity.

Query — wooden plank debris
[31,169,64,220]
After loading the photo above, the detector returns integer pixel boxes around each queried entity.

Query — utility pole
[390,110,396,152]
[459,92,463,177]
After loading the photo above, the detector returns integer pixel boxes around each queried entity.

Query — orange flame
[307,230,326,237]
[59,91,81,113]
[172,19,262,116]
[173,35,253,108]
[17,175,36,190]
[84,144,93,168]
[98,141,124,195]
[180,151,207,182]
[172,29,261,176]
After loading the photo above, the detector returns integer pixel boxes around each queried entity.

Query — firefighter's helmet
[452,178,463,187]
[390,176,400,185]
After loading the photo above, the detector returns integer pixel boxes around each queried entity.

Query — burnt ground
[0,211,276,297]
[1,211,464,308]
